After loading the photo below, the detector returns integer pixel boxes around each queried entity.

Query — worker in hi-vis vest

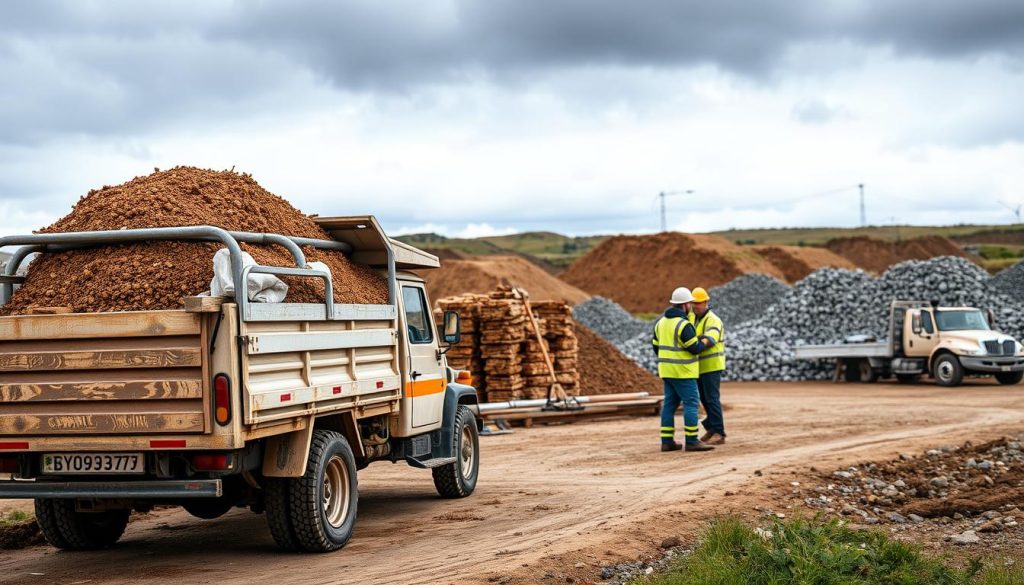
[691,287,726,444]
[652,287,718,452]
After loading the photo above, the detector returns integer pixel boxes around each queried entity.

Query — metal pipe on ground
[475,392,651,413]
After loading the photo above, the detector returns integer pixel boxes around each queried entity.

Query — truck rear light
[214,373,231,425]
[192,453,232,471]
[0,441,28,450]
[151,439,187,449]
[0,456,17,473]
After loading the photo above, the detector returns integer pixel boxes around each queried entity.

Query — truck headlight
[962,341,987,356]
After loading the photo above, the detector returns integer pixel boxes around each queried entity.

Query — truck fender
[261,416,315,478]
[435,382,479,459]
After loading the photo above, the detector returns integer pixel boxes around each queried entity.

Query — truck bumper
[959,356,1024,373]
[0,479,222,499]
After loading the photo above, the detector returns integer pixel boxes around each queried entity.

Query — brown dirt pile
[560,233,786,313]
[825,235,974,274]
[426,256,590,306]
[0,520,43,550]
[752,245,858,283]
[575,323,661,396]
[2,167,387,314]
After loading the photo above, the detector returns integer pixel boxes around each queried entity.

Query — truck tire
[433,405,479,498]
[264,477,301,551]
[287,430,358,552]
[933,354,964,387]
[859,360,879,383]
[34,499,129,550]
[995,371,1024,385]
[183,499,235,520]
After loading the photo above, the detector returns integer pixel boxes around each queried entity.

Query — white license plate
[42,453,144,475]
[1002,366,1012,372]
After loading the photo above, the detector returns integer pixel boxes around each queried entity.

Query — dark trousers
[660,378,700,445]
[697,370,725,436]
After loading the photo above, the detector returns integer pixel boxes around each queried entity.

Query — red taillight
[0,442,29,450]
[192,453,232,471]
[0,457,17,473]
[214,373,231,425]
[150,439,187,449]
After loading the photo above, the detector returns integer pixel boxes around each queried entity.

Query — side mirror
[987,308,997,329]
[442,310,461,345]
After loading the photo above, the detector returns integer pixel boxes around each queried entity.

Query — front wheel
[34,499,129,550]
[433,405,480,498]
[287,430,359,552]
[933,354,964,387]
[995,371,1024,385]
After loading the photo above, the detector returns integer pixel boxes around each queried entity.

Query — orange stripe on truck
[405,378,446,398]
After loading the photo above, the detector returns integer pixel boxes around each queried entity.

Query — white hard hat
[669,287,694,304]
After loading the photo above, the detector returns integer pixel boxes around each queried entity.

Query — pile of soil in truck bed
[1,167,388,314]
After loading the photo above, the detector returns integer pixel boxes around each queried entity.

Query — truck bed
[794,342,892,359]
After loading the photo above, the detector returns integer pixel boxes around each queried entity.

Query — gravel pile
[706,273,789,325]
[992,259,1024,300]
[572,296,651,345]
[619,256,1024,381]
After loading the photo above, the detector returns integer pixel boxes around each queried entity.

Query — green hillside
[718,224,1024,246]
[395,231,608,269]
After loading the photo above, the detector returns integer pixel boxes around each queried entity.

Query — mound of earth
[752,245,858,283]
[560,232,786,313]
[825,235,974,274]
[425,256,590,305]
[2,167,387,314]
[575,323,661,396]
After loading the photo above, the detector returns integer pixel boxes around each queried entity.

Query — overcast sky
[2,0,1023,238]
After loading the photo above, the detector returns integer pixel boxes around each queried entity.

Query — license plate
[1002,366,1012,372]
[42,453,144,475]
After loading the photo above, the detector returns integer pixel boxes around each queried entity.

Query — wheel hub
[322,455,351,528]
[459,426,475,478]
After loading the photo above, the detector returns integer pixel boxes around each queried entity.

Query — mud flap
[262,417,315,478]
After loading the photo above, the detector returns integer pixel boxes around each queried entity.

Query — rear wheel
[859,360,879,383]
[433,405,480,498]
[287,430,358,552]
[995,371,1024,385]
[264,477,301,551]
[34,499,129,550]
[933,354,964,387]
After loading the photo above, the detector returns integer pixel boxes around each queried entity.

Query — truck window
[402,286,434,344]
[921,311,934,334]
[936,309,990,332]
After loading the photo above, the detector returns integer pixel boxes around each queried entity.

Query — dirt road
[2,381,1021,584]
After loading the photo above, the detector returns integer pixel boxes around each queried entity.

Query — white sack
[210,248,289,303]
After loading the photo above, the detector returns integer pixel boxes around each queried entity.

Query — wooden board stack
[435,287,580,403]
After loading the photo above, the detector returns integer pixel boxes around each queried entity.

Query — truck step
[406,456,456,469]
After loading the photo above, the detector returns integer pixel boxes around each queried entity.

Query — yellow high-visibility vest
[651,316,700,379]
[696,310,726,373]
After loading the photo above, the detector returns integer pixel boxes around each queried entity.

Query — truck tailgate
[0,311,208,436]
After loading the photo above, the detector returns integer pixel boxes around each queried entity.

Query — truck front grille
[983,340,1016,356]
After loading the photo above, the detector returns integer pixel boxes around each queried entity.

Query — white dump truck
[0,216,480,552]
[795,300,1024,387]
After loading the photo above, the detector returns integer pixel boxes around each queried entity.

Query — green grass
[0,510,31,527]
[636,516,1023,585]
[715,224,1024,247]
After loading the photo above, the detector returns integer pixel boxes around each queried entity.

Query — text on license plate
[42,453,144,474]
[1002,366,1012,372]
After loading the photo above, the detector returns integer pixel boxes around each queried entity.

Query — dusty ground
[1,380,1021,584]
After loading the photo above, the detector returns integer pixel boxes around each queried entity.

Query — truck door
[905,309,938,357]
[400,283,445,428]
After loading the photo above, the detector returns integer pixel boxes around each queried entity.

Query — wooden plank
[0,311,200,340]
[0,380,202,402]
[25,307,74,315]
[184,296,224,313]
[0,348,202,372]
[0,411,205,435]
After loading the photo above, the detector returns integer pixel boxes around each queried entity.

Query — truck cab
[899,303,1024,386]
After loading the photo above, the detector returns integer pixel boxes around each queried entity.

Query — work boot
[700,431,714,442]
[705,433,726,445]
[684,441,715,452]
[661,442,683,452]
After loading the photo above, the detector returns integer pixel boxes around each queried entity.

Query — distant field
[396,231,608,269]
[716,223,1024,246]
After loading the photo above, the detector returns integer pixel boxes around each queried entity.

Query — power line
[657,189,695,232]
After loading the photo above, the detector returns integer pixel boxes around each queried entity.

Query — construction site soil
[561,233,787,313]
[751,245,857,282]
[575,323,661,396]
[825,235,972,274]
[3,381,1021,584]
[1,167,387,314]
[425,255,590,306]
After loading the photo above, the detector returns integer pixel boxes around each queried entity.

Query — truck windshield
[935,310,989,331]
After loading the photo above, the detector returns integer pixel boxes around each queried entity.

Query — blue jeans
[698,371,725,436]
[660,378,700,445]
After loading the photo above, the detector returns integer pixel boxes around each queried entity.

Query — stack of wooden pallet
[435,287,580,403]
[435,293,488,390]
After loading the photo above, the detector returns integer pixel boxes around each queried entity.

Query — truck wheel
[34,499,129,550]
[859,360,879,383]
[933,354,964,387]
[264,477,301,551]
[433,405,479,498]
[183,499,235,520]
[995,371,1024,385]
[288,430,358,552]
